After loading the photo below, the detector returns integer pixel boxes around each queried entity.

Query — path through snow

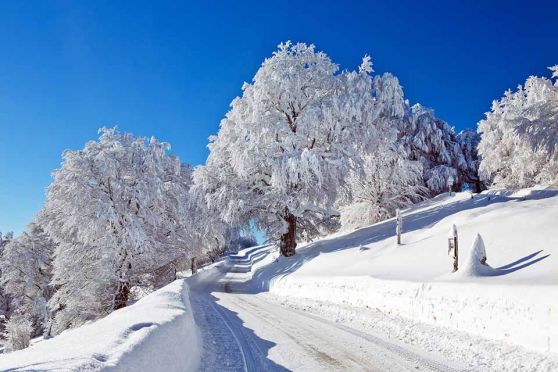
[188,256,464,371]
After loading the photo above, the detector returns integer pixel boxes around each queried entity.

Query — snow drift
[0,279,200,371]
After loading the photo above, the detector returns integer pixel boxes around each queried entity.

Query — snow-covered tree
[372,73,470,195]
[478,66,558,188]
[3,313,33,352]
[0,231,14,326]
[193,42,373,256]
[41,128,196,333]
[0,222,55,337]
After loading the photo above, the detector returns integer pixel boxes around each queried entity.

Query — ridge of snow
[0,279,200,371]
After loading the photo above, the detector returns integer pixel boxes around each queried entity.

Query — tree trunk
[474,180,483,194]
[280,213,297,257]
[114,281,130,310]
[191,257,197,274]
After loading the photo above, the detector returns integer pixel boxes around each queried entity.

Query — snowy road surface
[188,259,462,372]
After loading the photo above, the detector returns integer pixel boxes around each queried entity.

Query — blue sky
[1,0,557,235]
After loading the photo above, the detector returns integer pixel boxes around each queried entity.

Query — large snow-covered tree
[478,66,558,188]
[0,222,55,337]
[193,42,373,256]
[41,128,195,333]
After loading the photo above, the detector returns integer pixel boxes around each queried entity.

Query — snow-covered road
[188,260,462,372]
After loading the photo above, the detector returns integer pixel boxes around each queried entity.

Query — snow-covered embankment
[0,280,200,371]
[266,189,558,356]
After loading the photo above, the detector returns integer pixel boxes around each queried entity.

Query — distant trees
[478,66,558,188]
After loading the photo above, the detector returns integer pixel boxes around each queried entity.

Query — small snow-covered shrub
[4,314,33,352]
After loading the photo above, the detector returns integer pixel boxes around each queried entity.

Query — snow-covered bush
[340,150,425,230]
[478,65,558,188]
[3,313,33,352]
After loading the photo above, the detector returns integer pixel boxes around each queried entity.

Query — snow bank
[0,279,200,371]
[260,188,558,355]
[271,275,557,355]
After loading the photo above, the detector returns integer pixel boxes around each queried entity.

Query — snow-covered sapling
[3,313,33,352]
[448,224,458,272]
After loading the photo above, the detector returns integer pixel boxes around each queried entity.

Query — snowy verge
[267,293,558,372]
[0,279,200,371]
[270,275,557,355]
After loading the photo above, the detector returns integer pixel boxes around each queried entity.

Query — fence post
[448,224,458,272]
[396,209,402,245]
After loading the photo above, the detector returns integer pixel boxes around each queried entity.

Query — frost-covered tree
[0,222,55,337]
[3,313,33,352]
[478,66,558,188]
[42,128,195,333]
[372,73,469,195]
[193,42,373,256]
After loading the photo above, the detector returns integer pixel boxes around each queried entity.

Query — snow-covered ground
[0,279,200,371]
[253,188,558,370]
[1,187,557,371]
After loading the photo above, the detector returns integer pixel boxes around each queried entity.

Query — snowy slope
[254,188,558,355]
[0,279,200,371]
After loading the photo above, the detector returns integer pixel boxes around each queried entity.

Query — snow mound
[454,233,497,277]
[0,279,200,371]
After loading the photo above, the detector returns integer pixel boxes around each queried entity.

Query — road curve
[188,258,463,372]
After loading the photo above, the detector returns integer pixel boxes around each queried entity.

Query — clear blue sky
[1,0,557,235]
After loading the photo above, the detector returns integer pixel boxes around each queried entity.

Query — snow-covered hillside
[256,188,557,357]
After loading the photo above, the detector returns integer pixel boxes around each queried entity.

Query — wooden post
[448,224,458,272]
[396,209,402,245]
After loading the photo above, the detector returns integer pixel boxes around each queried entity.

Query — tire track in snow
[226,290,464,372]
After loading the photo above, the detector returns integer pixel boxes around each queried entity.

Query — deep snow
[0,279,200,371]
